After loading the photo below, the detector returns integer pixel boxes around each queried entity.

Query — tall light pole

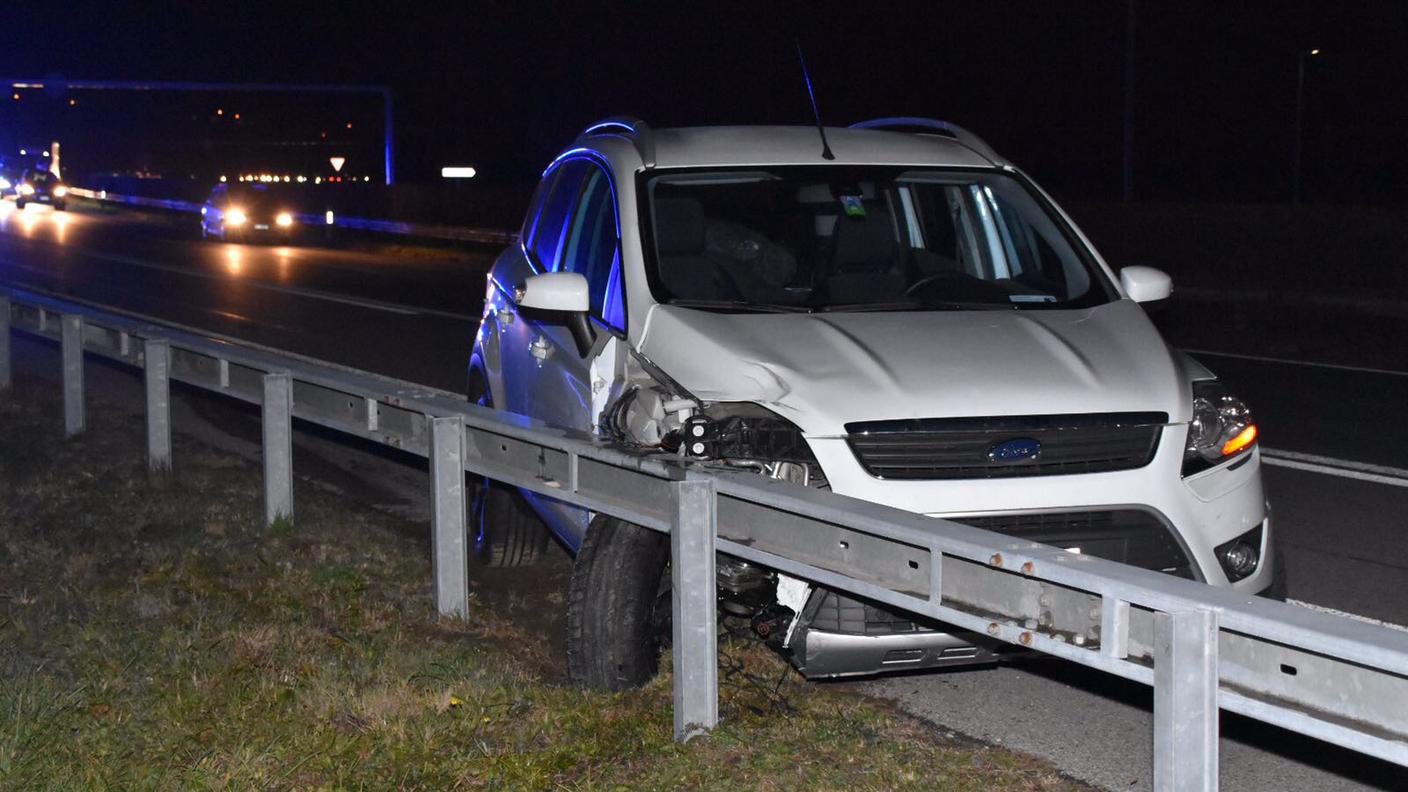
[1292,48,1320,204]
[1122,0,1136,202]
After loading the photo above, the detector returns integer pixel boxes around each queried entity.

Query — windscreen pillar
[262,373,294,526]
[671,475,719,742]
[61,314,85,436]
[430,415,469,618]
[1153,608,1219,792]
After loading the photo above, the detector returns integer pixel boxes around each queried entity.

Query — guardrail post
[671,476,719,742]
[0,294,11,391]
[262,373,293,526]
[61,314,85,436]
[1153,609,1219,792]
[430,415,469,618]
[144,340,172,471]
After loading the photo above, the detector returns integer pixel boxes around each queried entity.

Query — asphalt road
[2,201,1406,790]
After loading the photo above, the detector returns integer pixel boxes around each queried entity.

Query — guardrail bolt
[987,622,1000,635]
[988,553,1003,567]
[1021,561,1035,575]
[1019,631,1033,646]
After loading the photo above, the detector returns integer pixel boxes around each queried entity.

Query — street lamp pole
[1292,48,1319,204]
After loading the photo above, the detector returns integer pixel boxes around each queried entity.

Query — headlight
[225,207,247,226]
[275,211,294,227]
[53,185,68,197]
[18,183,35,195]
[0,178,10,190]
[1183,380,1257,476]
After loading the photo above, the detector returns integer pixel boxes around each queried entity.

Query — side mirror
[1119,266,1172,304]
[514,272,596,356]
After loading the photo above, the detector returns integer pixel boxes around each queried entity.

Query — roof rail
[577,116,656,169]
[849,117,999,163]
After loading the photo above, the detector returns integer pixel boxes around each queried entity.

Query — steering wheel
[903,270,961,297]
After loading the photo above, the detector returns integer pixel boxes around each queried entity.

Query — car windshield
[643,166,1113,312]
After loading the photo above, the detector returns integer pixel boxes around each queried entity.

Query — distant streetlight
[1292,48,1321,204]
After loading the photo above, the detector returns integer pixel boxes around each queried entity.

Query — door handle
[529,335,552,364]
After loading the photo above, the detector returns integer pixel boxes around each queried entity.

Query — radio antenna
[794,38,835,160]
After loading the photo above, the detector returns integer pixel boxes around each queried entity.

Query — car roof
[582,124,1006,172]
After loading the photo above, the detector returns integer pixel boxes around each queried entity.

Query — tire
[466,368,549,567]
[15,198,25,209]
[567,515,671,690]
[53,201,66,212]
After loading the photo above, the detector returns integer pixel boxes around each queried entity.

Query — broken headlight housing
[681,403,824,487]
[1182,381,1257,476]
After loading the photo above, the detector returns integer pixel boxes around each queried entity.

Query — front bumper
[807,425,1271,590]
[787,427,1273,678]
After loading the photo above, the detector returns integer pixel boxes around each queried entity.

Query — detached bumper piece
[788,589,1013,679]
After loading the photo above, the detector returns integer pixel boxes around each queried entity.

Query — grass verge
[0,385,1087,790]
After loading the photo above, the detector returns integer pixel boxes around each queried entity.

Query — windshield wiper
[667,299,814,314]
[819,299,1012,313]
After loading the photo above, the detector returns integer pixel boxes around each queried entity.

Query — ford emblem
[988,437,1042,463]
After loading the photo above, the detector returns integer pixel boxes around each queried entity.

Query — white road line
[1185,348,1408,378]
[1287,599,1408,634]
[1262,448,1408,488]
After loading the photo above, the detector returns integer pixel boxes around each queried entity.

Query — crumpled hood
[638,301,1188,435]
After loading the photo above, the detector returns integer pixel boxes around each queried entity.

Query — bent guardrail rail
[2,284,1406,791]
[66,188,516,246]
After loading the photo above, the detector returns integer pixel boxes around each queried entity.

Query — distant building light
[11,93,18,101]
[18,149,25,155]
[346,122,353,129]
[217,108,224,115]
[1309,48,1321,55]
[219,175,227,183]
[441,166,478,179]
[314,176,322,184]
[41,151,49,157]
[68,98,76,107]
[325,210,335,225]
[362,175,370,182]
[296,175,307,183]
[234,113,241,120]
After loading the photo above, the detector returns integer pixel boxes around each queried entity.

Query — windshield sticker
[839,194,867,217]
[1008,294,1058,303]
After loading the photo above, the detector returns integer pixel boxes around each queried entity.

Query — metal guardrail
[2,284,1407,790]
[67,188,516,246]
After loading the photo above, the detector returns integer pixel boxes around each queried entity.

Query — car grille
[957,508,1196,579]
[804,508,1194,637]
[844,412,1167,480]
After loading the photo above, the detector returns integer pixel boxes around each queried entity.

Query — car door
[511,157,624,542]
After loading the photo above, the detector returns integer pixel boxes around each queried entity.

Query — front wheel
[566,515,671,690]
[15,198,25,210]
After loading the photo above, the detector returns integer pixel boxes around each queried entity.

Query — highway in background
[3,199,1406,789]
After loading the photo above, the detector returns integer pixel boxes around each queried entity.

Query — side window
[529,159,592,271]
[560,166,621,324]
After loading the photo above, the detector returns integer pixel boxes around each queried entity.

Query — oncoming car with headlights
[469,117,1277,690]
[200,183,297,241]
[15,169,68,210]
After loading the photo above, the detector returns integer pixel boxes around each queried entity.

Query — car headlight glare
[1183,381,1257,475]
[276,211,294,227]
[53,185,68,197]
[225,207,247,226]
[0,178,11,190]
[18,183,35,195]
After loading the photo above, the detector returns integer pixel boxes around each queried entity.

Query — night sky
[4,1,1406,203]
